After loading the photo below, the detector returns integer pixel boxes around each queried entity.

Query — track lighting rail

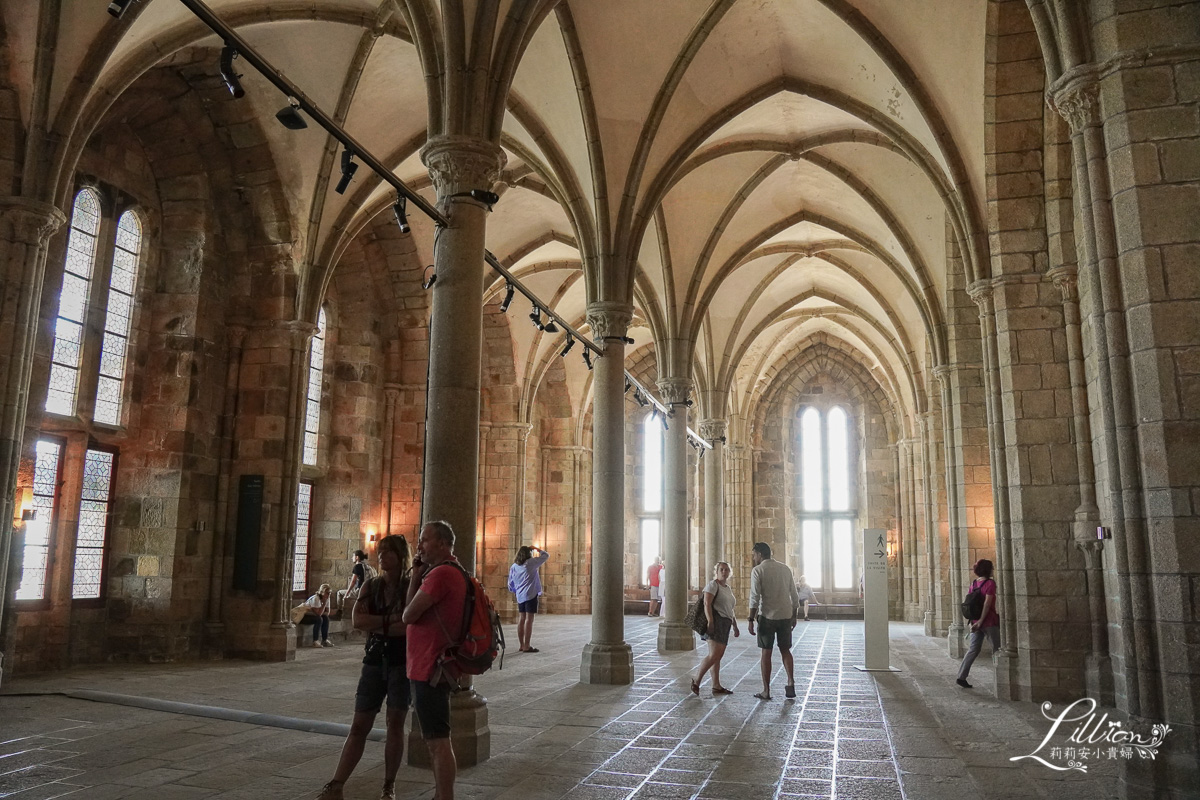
[175,0,448,228]
[170,0,709,450]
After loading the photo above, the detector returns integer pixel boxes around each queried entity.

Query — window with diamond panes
[797,406,857,591]
[292,481,313,593]
[71,448,116,600]
[302,308,327,465]
[94,212,142,426]
[46,189,102,416]
[16,439,64,601]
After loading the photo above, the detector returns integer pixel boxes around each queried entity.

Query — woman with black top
[317,534,411,800]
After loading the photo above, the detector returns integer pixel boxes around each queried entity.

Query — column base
[923,610,935,637]
[657,621,696,652]
[993,648,1020,701]
[0,650,5,690]
[1086,652,1115,707]
[406,687,490,768]
[580,642,634,685]
[947,621,966,659]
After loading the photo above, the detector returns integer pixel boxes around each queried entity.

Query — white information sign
[855,527,898,672]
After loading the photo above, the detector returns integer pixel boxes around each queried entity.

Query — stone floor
[0,616,1122,799]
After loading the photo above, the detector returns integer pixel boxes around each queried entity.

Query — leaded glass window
[302,308,327,465]
[16,439,64,601]
[46,189,101,416]
[640,413,664,582]
[72,449,116,599]
[292,481,313,593]
[94,212,142,426]
[797,406,857,591]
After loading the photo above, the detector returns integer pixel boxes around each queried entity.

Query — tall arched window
[302,308,327,465]
[46,189,102,416]
[640,413,664,582]
[798,406,857,590]
[94,211,142,425]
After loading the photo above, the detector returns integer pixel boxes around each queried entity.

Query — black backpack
[961,578,993,620]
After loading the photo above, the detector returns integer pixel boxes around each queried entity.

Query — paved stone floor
[0,617,1122,799]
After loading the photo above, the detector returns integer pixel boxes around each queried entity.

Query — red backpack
[432,563,505,686]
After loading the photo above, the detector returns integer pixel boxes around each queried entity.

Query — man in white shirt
[747,541,799,700]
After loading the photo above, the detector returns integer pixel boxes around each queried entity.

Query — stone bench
[295,614,362,648]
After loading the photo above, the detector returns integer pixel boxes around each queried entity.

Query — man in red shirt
[403,521,468,799]
[646,557,664,617]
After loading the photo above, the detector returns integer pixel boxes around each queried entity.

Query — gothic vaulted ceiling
[5,0,988,436]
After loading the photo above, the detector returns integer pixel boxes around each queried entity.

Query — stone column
[0,198,65,685]
[699,419,726,567]
[419,135,504,565]
[657,378,695,652]
[1048,264,1112,704]
[933,366,968,659]
[206,324,246,638]
[581,302,633,684]
[411,135,504,767]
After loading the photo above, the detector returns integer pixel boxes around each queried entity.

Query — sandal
[785,684,796,699]
[753,692,772,700]
[520,647,540,653]
[712,687,733,695]
[690,679,700,696]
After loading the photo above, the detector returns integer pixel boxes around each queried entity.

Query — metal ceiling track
[169,0,710,449]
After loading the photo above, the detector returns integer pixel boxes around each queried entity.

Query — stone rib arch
[749,336,899,449]
[621,78,984,301]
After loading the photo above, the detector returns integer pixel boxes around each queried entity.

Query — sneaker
[311,640,322,647]
[380,781,396,800]
[322,639,335,648]
[956,678,972,689]
[317,780,344,800]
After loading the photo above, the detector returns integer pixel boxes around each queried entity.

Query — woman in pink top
[957,559,999,688]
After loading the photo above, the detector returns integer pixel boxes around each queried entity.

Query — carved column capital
[1047,265,1079,303]
[1050,78,1101,133]
[586,301,633,341]
[698,419,727,442]
[0,197,66,245]
[657,377,692,407]
[420,135,506,200]
[966,279,995,316]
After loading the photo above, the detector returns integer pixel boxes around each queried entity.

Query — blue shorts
[518,597,539,613]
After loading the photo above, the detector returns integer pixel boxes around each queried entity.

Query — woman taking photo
[317,534,411,800]
[508,545,550,652]
[691,561,740,696]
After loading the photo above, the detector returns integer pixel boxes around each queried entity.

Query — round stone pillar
[580,302,634,684]
[418,135,505,566]
[657,378,695,652]
[408,135,504,768]
[699,419,726,568]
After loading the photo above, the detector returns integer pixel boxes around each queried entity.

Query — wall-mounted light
[583,349,593,370]
[107,0,135,18]
[560,336,575,358]
[335,149,358,194]
[499,282,515,313]
[21,509,37,522]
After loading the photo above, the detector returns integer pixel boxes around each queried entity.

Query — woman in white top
[796,575,820,621]
[302,584,334,647]
[690,562,740,696]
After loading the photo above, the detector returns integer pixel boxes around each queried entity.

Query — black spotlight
[219,46,244,98]
[499,282,515,313]
[624,378,632,394]
[530,309,545,331]
[583,349,593,370]
[276,99,307,130]
[560,337,575,358]
[392,196,410,233]
[469,189,500,207]
[108,0,134,18]
[634,391,649,408]
[335,149,358,195]
[543,317,559,334]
